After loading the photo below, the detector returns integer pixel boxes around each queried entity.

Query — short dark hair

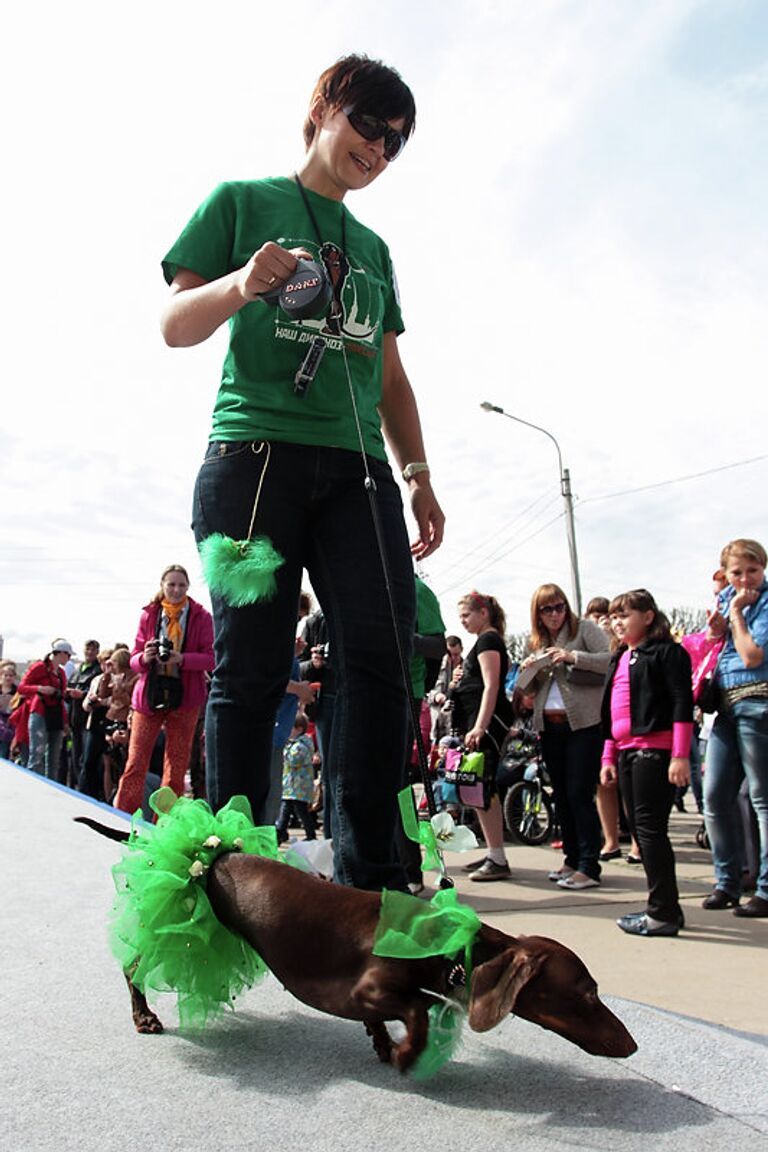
[608,588,672,646]
[303,54,416,149]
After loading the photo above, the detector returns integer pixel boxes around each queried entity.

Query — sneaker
[617,913,679,937]
[557,871,600,890]
[462,856,490,873]
[618,909,685,930]
[469,859,511,882]
[548,866,574,883]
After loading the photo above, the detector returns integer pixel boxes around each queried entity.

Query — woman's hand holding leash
[238,242,313,301]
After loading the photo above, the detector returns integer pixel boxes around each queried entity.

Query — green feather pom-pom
[198,534,285,607]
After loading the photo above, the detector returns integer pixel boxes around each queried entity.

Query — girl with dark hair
[161,55,443,890]
[452,592,514,882]
[600,589,692,936]
[114,566,214,815]
[521,583,611,889]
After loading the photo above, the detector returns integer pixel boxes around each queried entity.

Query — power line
[579,453,768,506]
[437,509,566,598]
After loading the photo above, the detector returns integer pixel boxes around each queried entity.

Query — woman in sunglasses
[160,55,444,891]
[521,584,611,889]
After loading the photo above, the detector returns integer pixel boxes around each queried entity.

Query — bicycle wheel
[503,781,554,846]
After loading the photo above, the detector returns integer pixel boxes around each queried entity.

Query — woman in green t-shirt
[160,55,444,891]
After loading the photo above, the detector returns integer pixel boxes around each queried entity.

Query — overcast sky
[2,0,767,660]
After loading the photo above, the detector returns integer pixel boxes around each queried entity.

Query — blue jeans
[28,712,65,778]
[192,440,415,890]
[704,697,768,901]
[541,720,602,880]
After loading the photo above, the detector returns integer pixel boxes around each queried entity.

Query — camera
[156,637,173,662]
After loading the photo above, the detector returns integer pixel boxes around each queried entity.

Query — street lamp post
[480,401,583,615]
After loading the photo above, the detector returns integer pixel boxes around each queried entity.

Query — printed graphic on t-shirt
[273,235,382,354]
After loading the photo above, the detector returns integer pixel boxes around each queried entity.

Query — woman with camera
[18,639,73,777]
[160,55,443,890]
[113,565,214,815]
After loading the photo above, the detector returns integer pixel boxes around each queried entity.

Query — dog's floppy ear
[468,947,545,1033]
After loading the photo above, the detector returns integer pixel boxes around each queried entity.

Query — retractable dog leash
[328,269,453,889]
[295,175,457,886]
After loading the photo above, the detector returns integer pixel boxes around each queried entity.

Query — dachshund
[77,817,637,1070]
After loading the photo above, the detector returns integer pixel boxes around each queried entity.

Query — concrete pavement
[3,761,766,1151]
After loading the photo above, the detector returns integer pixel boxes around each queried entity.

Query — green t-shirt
[162,177,404,459]
[411,577,446,700]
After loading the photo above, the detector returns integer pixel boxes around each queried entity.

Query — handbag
[693,639,724,714]
[443,747,490,810]
[147,669,184,712]
[564,665,606,687]
[147,610,185,713]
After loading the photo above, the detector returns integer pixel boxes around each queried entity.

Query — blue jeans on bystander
[28,712,65,779]
[704,697,768,902]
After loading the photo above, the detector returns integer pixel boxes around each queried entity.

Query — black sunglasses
[342,106,406,162]
[540,603,567,616]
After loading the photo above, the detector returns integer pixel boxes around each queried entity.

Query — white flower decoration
[430,811,478,853]
[188,860,206,879]
[202,835,222,849]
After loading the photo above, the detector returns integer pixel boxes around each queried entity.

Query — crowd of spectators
[2,536,765,923]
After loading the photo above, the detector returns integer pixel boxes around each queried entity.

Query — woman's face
[162,570,189,603]
[725,554,765,592]
[51,651,69,667]
[538,598,567,638]
[311,103,405,194]
[459,604,488,636]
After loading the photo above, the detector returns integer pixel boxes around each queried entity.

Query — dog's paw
[133,1008,164,1035]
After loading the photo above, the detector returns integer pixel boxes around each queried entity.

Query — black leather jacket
[601,640,693,737]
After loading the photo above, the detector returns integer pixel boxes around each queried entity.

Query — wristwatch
[401,462,430,482]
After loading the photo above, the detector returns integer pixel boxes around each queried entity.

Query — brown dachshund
[77,818,637,1070]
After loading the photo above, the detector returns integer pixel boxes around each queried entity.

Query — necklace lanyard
[293,173,347,255]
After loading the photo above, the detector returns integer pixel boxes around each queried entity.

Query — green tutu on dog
[109,788,481,1075]
[109,789,281,1028]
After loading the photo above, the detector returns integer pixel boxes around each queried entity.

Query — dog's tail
[74,815,131,843]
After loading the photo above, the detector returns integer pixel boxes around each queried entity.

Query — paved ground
[441,806,768,1035]
[3,761,766,1151]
